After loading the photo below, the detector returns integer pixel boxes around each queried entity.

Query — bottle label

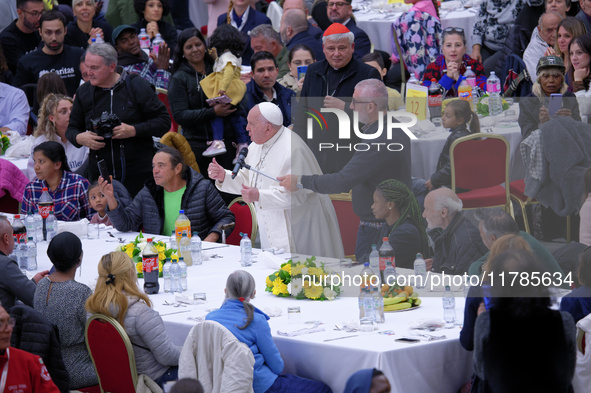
[466,77,477,87]
[14,232,26,244]
[176,225,191,239]
[428,94,442,107]
[487,83,500,93]
[38,204,53,219]
[379,256,394,271]
[143,256,158,273]
[458,90,472,101]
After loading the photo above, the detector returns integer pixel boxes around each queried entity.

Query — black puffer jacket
[108,167,235,239]
[430,212,488,275]
[9,305,70,393]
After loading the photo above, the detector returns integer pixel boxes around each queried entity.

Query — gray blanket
[524,117,591,216]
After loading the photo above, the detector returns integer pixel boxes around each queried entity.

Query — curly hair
[207,24,245,59]
[35,94,72,140]
[133,0,170,18]
[375,179,430,257]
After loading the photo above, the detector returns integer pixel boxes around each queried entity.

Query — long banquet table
[21,227,473,393]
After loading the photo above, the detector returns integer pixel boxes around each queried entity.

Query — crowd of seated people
[1,0,591,390]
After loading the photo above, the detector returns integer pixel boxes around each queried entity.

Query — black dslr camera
[91,112,121,139]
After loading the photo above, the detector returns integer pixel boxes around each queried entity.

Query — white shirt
[523,27,549,81]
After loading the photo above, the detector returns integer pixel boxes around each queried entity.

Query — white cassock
[216,127,344,258]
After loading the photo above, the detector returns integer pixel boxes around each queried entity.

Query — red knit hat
[323,23,351,37]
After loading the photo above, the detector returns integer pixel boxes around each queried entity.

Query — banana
[384,292,408,305]
[384,302,412,311]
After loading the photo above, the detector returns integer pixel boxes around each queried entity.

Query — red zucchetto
[323,23,351,37]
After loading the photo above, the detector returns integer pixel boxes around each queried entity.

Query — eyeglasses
[21,9,46,18]
[0,318,15,331]
[443,27,464,34]
[327,2,350,8]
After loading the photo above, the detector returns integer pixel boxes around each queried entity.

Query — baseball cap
[112,25,137,46]
[536,55,566,75]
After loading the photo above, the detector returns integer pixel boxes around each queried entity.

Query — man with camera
[66,43,170,197]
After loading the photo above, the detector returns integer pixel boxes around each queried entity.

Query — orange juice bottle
[458,79,473,110]
[175,210,191,244]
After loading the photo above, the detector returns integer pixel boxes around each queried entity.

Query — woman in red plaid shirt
[21,141,91,221]
[422,27,487,96]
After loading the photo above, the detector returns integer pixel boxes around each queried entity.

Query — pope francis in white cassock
[208,102,344,258]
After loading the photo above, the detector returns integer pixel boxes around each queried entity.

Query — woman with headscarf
[33,232,98,389]
[365,179,430,268]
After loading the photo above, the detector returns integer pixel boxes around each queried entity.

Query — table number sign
[405,84,429,121]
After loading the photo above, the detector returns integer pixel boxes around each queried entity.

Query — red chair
[330,192,359,260]
[0,191,20,214]
[450,133,513,216]
[156,88,179,133]
[227,197,258,246]
[509,179,572,242]
[85,314,138,393]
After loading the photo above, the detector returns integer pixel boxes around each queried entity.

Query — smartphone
[482,284,493,310]
[297,65,308,80]
[395,338,420,344]
[549,93,562,117]
[97,159,111,183]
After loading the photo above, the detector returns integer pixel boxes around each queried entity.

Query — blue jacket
[244,80,295,127]
[560,285,591,324]
[286,30,325,61]
[345,19,371,59]
[217,10,272,66]
[206,300,283,393]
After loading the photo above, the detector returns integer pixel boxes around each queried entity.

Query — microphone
[231,147,248,179]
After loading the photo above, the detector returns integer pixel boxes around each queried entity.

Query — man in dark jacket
[243,51,295,128]
[326,0,371,57]
[103,146,234,241]
[280,9,324,61]
[0,216,48,310]
[422,187,488,275]
[66,42,170,197]
[0,0,43,74]
[296,23,381,174]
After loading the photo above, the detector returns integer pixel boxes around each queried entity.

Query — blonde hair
[85,252,152,327]
[482,234,533,278]
[226,0,234,24]
[35,94,73,139]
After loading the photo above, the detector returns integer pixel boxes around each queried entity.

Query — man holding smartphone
[518,55,581,139]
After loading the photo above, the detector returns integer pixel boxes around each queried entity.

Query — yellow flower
[125,243,135,251]
[304,282,324,300]
[158,252,165,261]
[125,248,135,258]
[281,263,292,275]
[308,267,323,276]
[266,276,273,288]
[155,243,165,253]
[272,277,288,295]
[135,262,143,273]
[158,261,163,272]
[291,263,303,275]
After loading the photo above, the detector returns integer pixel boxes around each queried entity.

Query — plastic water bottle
[24,212,36,242]
[94,32,104,44]
[358,286,375,323]
[26,236,37,271]
[369,244,379,272]
[178,257,188,291]
[383,259,397,287]
[486,71,502,116]
[407,73,420,85]
[240,233,252,267]
[46,209,57,242]
[443,285,456,326]
[360,262,380,291]
[33,208,42,242]
[17,238,27,273]
[179,233,192,266]
[428,78,443,120]
[191,234,202,266]
[162,258,172,293]
[372,287,385,323]
[169,230,177,250]
[170,259,181,293]
[378,239,394,285]
[138,28,150,55]
[413,253,427,289]
[464,66,479,108]
[151,33,164,56]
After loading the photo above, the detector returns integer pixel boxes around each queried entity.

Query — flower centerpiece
[1,134,10,155]
[265,257,341,301]
[476,95,510,117]
[115,232,178,278]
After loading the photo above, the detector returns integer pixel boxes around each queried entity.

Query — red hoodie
[0,347,59,393]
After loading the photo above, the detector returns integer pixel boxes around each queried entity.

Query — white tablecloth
[354,8,478,54]
[23,229,473,393]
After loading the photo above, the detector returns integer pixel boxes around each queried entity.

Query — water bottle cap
[14,215,20,219]
[445,285,451,290]
[179,257,184,261]
[28,237,33,240]
[382,237,388,241]
[416,253,423,258]
[42,187,48,191]
[364,262,369,266]
[147,238,153,242]
[179,210,185,214]
[372,244,377,249]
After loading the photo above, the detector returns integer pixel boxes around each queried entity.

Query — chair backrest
[450,133,510,191]
[573,313,591,393]
[329,192,358,259]
[0,190,20,213]
[156,87,179,133]
[85,314,138,393]
[179,320,255,393]
[227,197,258,246]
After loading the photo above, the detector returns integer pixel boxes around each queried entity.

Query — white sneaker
[203,140,227,157]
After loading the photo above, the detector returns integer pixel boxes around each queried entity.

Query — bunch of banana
[382,285,422,311]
